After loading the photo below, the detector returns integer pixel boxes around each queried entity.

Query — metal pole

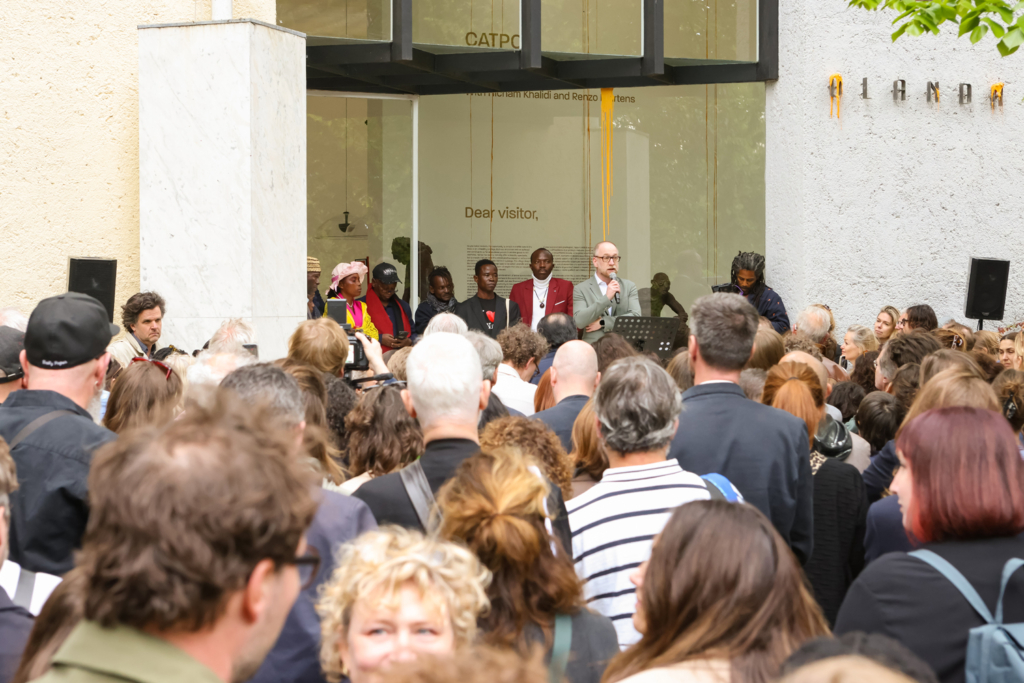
[411,96,419,306]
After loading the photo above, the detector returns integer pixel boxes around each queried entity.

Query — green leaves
[851,0,1024,54]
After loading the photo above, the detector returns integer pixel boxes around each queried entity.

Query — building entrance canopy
[279,0,777,95]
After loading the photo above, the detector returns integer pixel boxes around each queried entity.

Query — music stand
[613,317,682,361]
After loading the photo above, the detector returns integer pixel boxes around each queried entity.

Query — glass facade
[665,0,758,63]
[307,84,765,317]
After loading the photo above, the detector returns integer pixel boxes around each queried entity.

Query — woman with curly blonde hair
[316,527,490,683]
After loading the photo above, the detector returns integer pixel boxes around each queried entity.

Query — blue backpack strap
[909,550,995,624]
[701,473,742,503]
[995,558,1024,624]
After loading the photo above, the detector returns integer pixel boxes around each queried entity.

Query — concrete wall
[0,0,274,320]
[766,0,1022,335]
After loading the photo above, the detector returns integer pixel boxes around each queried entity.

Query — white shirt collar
[533,273,553,288]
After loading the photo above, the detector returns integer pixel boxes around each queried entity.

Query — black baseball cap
[0,327,25,384]
[25,293,120,370]
[372,262,402,284]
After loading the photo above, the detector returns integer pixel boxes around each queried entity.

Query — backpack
[910,549,1024,683]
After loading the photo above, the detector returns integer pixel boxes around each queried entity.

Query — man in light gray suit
[573,241,641,343]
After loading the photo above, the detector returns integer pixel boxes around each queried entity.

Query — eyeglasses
[288,547,321,590]
[131,357,172,380]
[595,255,621,264]
[898,319,909,326]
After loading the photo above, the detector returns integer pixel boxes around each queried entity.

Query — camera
[324,300,369,374]
[711,282,741,294]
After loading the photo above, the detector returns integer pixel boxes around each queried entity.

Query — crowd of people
[0,244,1022,683]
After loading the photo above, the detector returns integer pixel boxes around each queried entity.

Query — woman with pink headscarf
[325,261,379,340]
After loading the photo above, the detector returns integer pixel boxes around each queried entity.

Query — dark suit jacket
[509,278,574,328]
[456,295,521,339]
[533,394,590,454]
[353,437,572,551]
[667,383,814,564]
[864,494,915,564]
[0,588,32,683]
[250,491,377,683]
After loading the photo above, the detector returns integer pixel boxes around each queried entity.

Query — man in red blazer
[509,248,574,331]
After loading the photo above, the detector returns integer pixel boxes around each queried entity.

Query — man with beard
[414,266,458,335]
[0,293,118,574]
[509,248,574,331]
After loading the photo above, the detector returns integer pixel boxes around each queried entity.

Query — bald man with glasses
[574,241,641,343]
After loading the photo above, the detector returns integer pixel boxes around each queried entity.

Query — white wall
[766,1,1022,336]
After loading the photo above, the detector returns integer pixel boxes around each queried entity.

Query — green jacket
[573,275,641,343]
[37,620,223,683]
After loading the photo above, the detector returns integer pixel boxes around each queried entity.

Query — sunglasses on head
[131,357,172,380]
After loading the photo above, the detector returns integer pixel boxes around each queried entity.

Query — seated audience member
[942,320,975,350]
[352,333,488,530]
[387,346,412,381]
[665,351,694,393]
[738,368,767,402]
[316,528,489,683]
[993,369,1024,439]
[9,570,86,683]
[32,392,317,683]
[849,349,880,396]
[423,312,469,336]
[875,306,900,345]
[287,318,388,379]
[325,262,379,340]
[438,451,618,683]
[568,356,740,648]
[930,328,966,352]
[875,332,942,392]
[919,350,982,386]
[998,332,1019,368]
[533,371,555,413]
[902,304,938,332]
[762,362,867,626]
[532,341,600,454]
[669,293,813,564]
[480,417,573,501]
[0,442,33,683]
[841,325,879,372]
[0,293,118,575]
[106,291,165,366]
[102,358,183,434]
[567,400,607,497]
[0,327,26,406]
[414,267,458,336]
[359,263,414,353]
[341,384,424,495]
[602,501,828,683]
[325,376,359,454]
[828,381,867,433]
[465,331,525,420]
[206,317,257,353]
[746,326,785,371]
[592,333,639,375]
[973,329,1000,358]
[728,251,790,334]
[969,349,1001,382]
[855,392,901,456]
[781,633,939,683]
[794,307,848,381]
[835,407,1024,683]
[533,313,578,385]
[493,325,548,416]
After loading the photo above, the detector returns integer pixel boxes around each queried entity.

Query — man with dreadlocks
[728,251,790,334]
[413,266,459,335]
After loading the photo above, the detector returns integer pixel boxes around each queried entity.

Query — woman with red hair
[835,407,1024,683]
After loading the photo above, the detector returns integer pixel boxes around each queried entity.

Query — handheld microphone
[612,273,620,305]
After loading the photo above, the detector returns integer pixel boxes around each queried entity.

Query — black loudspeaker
[964,257,1010,322]
[68,258,117,323]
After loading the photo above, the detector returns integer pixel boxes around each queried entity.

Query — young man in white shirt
[492,324,548,416]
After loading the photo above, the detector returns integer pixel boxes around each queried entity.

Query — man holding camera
[359,262,414,354]
[573,241,641,343]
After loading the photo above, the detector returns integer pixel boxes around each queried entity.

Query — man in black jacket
[456,259,521,339]
[0,293,118,575]
[667,292,814,564]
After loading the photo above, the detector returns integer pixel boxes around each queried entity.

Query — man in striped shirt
[566,356,742,649]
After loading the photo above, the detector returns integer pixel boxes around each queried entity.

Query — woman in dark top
[762,362,867,626]
[437,448,619,683]
[835,407,1024,683]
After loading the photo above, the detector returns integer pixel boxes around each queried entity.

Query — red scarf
[365,288,411,350]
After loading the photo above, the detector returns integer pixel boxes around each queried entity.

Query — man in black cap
[0,292,119,575]
[0,327,26,405]
[359,262,414,354]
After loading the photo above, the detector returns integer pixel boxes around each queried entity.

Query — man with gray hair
[794,305,848,381]
[464,331,525,418]
[668,292,814,564]
[423,311,468,336]
[567,356,741,649]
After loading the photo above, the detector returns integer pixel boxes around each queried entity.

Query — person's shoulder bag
[399,460,440,532]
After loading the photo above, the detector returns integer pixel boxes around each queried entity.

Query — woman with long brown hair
[341,382,424,494]
[762,362,867,626]
[102,358,183,434]
[603,501,828,683]
[568,400,609,497]
[439,449,619,683]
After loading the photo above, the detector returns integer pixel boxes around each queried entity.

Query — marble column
[139,19,306,361]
